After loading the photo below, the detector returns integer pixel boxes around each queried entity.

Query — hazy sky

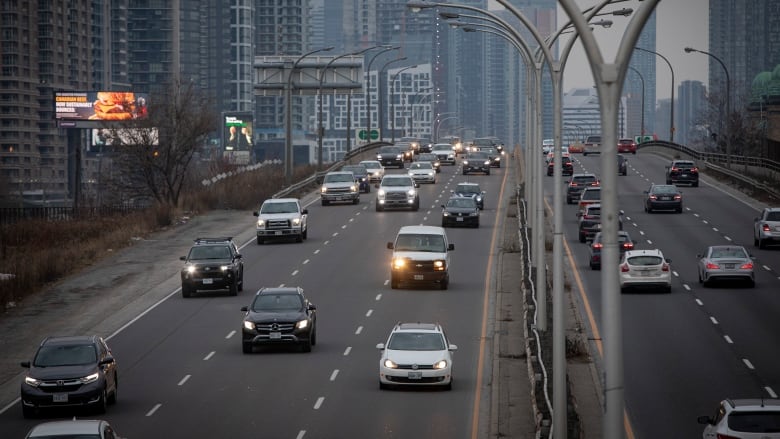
[489,0,710,100]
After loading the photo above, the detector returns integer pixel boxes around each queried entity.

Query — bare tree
[692,89,764,157]
[104,80,217,207]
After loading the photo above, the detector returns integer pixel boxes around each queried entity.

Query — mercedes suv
[241,287,317,353]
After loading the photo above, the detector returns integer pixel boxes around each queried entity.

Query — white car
[26,419,123,439]
[698,398,780,439]
[376,322,457,390]
[407,161,436,184]
[359,160,385,182]
[618,249,672,293]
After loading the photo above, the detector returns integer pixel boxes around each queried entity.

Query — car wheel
[379,381,390,390]
[238,271,244,291]
[229,280,238,296]
[754,237,759,247]
[310,328,317,346]
[693,181,699,187]
[473,220,479,228]
[463,171,468,175]
[758,238,766,249]
[676,207,683,213]
[412,200,420,211]
[242,342,253,354]
[440,277,449,290]
[444,380,453,391]
[353,198,359,205]
[698,271,703,284]
[666,179,672,184]
[301,339,312,353]
[321,199,328,206]
[366,185,370,193]
[579,233,586,243]
[486,170,491,175]
[182,285,192,298]
[747,279,756,288]
[665,286,672,294]
[95,389,108,414]
[620,287,627,294]
[256,237,264,245]
[375,203,383,212]
[296,233,303,243]
[390,275,399,289]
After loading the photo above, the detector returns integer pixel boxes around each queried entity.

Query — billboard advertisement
[223,113,254,165]
[92,128,159,147]
[55,91,149,122]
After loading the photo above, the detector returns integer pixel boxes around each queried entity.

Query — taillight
[715,434,741,439]
[570,182,579,187]
[671,167,679,172]
[691,167,699,173]
[622,242,634,250]
[620,263,630,272]
[674,195,681,200]
[762,224,771,232]
[593,181,600,186]
[740,262,754,270]
[705,262,719,270]
[592,243,603,250]
[662,262,670,272]
[649,195,657,201]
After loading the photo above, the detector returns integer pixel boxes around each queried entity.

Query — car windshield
[582,189,601,200]
[34,344,97,367]
[432,145,451,151]
[727,411,780,433]
[360,162,380,169]
[651,186,678,194]
[448,198,477,208]
[627,255,663,266]
[480,147,496,154]
[766,211,780,221]
[572,176,597,184]
[260,201,298,214]
[382,177,412,187]
[710,247,748,259]
[409,162,431,170]
[456,185,480,194]
[380,147,400,154]
[189,245,231,260]
[394,233,446,252]
[343,166,366,175]
[674,162,695,169]
[28,433,103,439]
[387,332,446,351]
[468,153,488,160]
[252,294,303,312]
[325,173,354,183]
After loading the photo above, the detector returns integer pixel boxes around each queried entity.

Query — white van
[387,225,454,290]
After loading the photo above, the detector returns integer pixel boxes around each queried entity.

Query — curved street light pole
[628,66,645,138]
[365,46,400,143]
[433,111,456,142]
[390,65,417,143]
[635,47,674,143]
[285,46,333,185]
[378,56,408,142]
[685,46,731,166]
[435,115,459,141]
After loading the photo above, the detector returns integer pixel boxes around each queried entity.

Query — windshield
[387,332,446,351]
[189,245,231,260]
[573,176,597,184]
[627,255,663,266]
[447,198,477,209]
[382,177,413,187]
[380,147,400,154]
[252,294,303,312]
[260,201,298,214]
[651,186,678,195]
[34,344,97,367]
[324,173,354,183]
[342,166,366,175]
[468,153,488,160]
[394,233,446,252]
[409,162,432,170]
[456,185,480,194]
[360,162,380,169]
[582,189,601,200]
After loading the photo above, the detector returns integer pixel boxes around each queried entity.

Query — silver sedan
[697,245,755,288]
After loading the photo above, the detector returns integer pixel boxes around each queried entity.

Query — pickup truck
[252,198,308,244]
[582,135,601,156]
[754,207,780,249]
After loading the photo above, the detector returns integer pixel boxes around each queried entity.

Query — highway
[554,151,780,438]
[1,157,513,438]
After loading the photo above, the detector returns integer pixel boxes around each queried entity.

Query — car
[462,151,491,175]
[407,161,437,184]
[25,419,123,439]
[577,203,624,243]
[358,160,385,182]
[582,135,601,156]
[452,182,486,210]
[643,183,683,213]
[387,225,454,289]
[415,152,441,173]
[241,287,317,353]
[568,143,584,154]
[441,196,480,228]
[476,146,502,167]
[617,154,628,176]
[577,186,601,214]
[180,237,244,297]
[589,231,634,270]
[566,173,600,204]
[754,207,780,249]
[666,159,699,186]
[542,138,555,156]
[320,171,360,205]
[698,398,780,439]
[431,143,457,165]
[617,138,637,154]
[341,164,371,193]
[397,136,423,155]
[375,174,419,211]
[252,198,308,244]
[21,335,119,418]
[376,322,457,390]
[547,155,573,176]
[394,141,415,162]
[618,249,672,293]
[376,146,405,169]
[545,150,571,164]
[697,245,755,288]
[418,140,433,153]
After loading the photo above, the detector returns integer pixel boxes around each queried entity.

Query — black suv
[666,159,699,186]
[462,152,491,175]
[241,287,317,353]
[180,237,244,297]
[376,146,405,169]
[566,173,599,204]
[21,335,118,418]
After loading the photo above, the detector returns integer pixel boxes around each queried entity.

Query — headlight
[407,189,416,196]
[427,172,434,177]
[443,211,451,217]
[292,218,301,225]
[470,211,479,216]
[186,265,196,274]
[378,189,386,197]
[433,360,448,369]
[392,258,406,269]
[24,376,41,387]
[350,185,357,192]
[433,260,446,270]
[448,154,454,159]
[484,160,490,166]
[476,196,482,202]
[243,320,255,330]
[80,372,100,384]
[463,160,469,165]
[257,219,266,228]
[321,186,327,193]
[296,319,309,329]
[377,154,382,160]
[220,265,229,272]
[383,359,398,369]
[396,154,403,159]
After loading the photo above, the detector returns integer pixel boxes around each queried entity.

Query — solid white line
[366,309,373,317]
[296,431,306,439]
[743,358,755,370]
[146,403,162,417]
[330,370,339,381]
[204,351,215,361]
[355,326,363,335]
[303,259,310,265]
[766,387,778,398]
[724,335,733,344]
[710,317,719,325]
[314,397,325,410]
[343,346,352,356]
[178,375,191,386]
[225,330,235,339]
[375,294,382,301]
[291,270,299,276]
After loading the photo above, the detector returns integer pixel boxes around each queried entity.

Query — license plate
[53,393,68,403]
[275,231,282,235]
[270,332,281,339]
[640,271,652,277]
[456,217,464,222]
[407,371,423,380]
[661,196,670,201]
[724,264,735,269]
[202,278,213,284]
[414,275,424,280]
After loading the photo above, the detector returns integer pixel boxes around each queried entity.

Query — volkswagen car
[407,161,437,184]
[441,196,480,228]
[376,322,457,390]
[643,183,683,213]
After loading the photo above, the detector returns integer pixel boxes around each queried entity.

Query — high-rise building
[625,11,656,139]
[677,80,707,146]
[563,88,627,141]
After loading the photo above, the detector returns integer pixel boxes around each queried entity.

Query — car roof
[582,186,600,192]
[41,335,98,347]
[193,237,234,245]
[328,171,353,175]
[457,182,480,187]
[726,398,780,410]
[672,160,695,165]
[397,225,447,235]
[359,160,381,164]
[256,287,302,296]
[393,322,442,332]
[27,419,107,436]
[624,249,664,258]
[571,173,597,178]
[264,198,299,203]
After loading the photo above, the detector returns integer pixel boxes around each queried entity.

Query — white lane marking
[296,431,306,439]
[384,279,389,286]
[693,213,700,217]
[330,370,339,381]
[724,335,733,344]
[639,231,645,236]
[672,270,680,277]
[703,220,709,225]
[291,270,299,276]
[356,211,361,215]
[324,240,330,245]
[743,359,755,370]
[314,397,325,410]
[683,284,691,291]
[204,351,215,361]
[355,326,363,335]
[366,309,373,317]
[712,227,719,232]
[226,330,235,339]
[763,265,771,271]
[767,387,778,398]
[695,299,703,306]
[376,294,382,301]
[344,346,352,356]
[303,259,310,265]
[146,403,162,417]
[725,236,732,242]
[341,225,347,229]
[646,240,653,245]
[710,317,719,325]
[178,375,191,386]
[332,232,339,237]
[314,249,320,254]
[349,218,354,222]
[279,283,285,287]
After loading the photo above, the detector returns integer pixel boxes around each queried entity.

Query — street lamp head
[592,19,613,28]
[406,1,435,13]
[322,46,335,52]
[447,20,463,29]
[463,27,477,33]
[611,8,633,17]
[684,47,695,53]
[439,11,460,19]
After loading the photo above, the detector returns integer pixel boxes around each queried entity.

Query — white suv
[375,175,419,211]
[376,322,457,390]
[252,198,308,244]
[698,398,780,438]
[387,225,454,289]
[754,207,780,249]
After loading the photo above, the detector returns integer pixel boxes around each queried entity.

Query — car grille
[191,264,227,277]
[255,322,296,332]
[435,154,449,160]
[38,379,84,393]
[385,192,407,200]
[406,260,437,272]
[326,187,353,194]
[395,364,435,370]
[266,219,290,229]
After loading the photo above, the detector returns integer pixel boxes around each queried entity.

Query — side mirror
[180,256,186,261]
[387,242,394,250]
[308,303,317,311]
[414,183,419,188]
[235,253,242,259]
[253,211,259,217]
[441,205,446,208]
[240,306,248,312]
[376,343,385,350]
[301,208,308,215]
[448,243,455,251]
[666,258,672,264]
[448,344,458,351]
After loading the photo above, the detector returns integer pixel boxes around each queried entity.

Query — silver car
[697,245,755,288]
[618,249,672,293]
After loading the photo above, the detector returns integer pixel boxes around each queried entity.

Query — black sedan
[462,152,491,175]
[644,183,683,213]
[589,231,635,270]
[376,146,405,169]
[453,182,485,210]
[241,287,317,353]
[441,196,480,228]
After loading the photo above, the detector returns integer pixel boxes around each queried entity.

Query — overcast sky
[489,0,710,101]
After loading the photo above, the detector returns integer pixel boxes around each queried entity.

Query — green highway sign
[357,129,379,141]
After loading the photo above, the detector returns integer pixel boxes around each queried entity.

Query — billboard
[223,113,253,151]
[55,91,149,122]
[92,128,159,147]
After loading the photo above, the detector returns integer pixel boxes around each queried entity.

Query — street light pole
[285,46,333,186]
[635,46,675,143]
[435,116,459,141]
[378,56,408,143]
[366,46,400,143]
[628,66,645,137]
[684,46,731,166]
[390,65,417,143]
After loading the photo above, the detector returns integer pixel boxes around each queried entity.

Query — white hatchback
[376,322,457,390]
[26,419,122,439]
[618,249,672,293]
[698,398,780,439]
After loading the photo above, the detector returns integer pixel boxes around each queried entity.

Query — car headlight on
[24,376,41,387]
[433,360,448,369]
[80,372,100,384]
[243,320,255,330]
[383,359,398,369]
[484,160,490,166]
[392,258,406,269]
[220,265,229,272]
[470,210,479,216]
[433,260,446,271]
[407,189,416,196]
[350,185,357,192]
[296,319,309,329]
[396,154,403,159]
[427,172,434,177]
[448,154,454,159]
[463,160,469,165]
[476,196,482,202]
[321,186,328,193]
[257,219,266,228]
[443,211,451,216]
[378,189,386,198]
[292,218,301,225]
[377,154,382,160]
[186,265,196,274]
